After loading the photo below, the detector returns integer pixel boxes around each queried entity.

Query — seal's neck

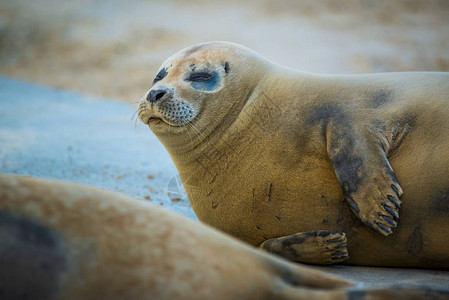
[167,84,262,168]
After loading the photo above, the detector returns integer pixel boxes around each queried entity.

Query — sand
[1,0,448,102]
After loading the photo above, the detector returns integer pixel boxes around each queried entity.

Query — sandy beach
[1,0,448,102]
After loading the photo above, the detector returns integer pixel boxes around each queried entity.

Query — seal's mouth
[146,116,184,127]
[147,116,162,124]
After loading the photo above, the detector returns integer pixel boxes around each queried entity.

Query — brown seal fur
[0,173,356,299]
[137,41,449,269]
[5,174,448,299]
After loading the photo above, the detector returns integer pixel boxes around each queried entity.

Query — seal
[137,41,449,268]
[5,174,447,300]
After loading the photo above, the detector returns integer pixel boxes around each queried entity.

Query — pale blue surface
[0,76,196,219]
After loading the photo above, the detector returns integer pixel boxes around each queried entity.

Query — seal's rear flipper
[259,230,349,264]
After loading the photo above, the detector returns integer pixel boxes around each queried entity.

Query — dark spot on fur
[261,234,307,261]
[322,219,330,226]
[224,61,230,74]
[281,235,306,247]
[277,265,302,287]
[371,89,393,107]
[307,104,364,212]
[0,211,67,300]
[211,201,218,209]
[346,290,367,300]
[330,143,364,196]
[267,183,273,202]
[407,223,423,256]
[274,215,281,222]
[304,230,340,238]
[306,104,348,126]
[432,188,449,215]
[251,188,258,209]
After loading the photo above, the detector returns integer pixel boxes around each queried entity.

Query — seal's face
[137,42,268,153]
[137,44,230,128]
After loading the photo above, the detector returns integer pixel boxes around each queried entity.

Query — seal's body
[138,42,449,268]
[1,173,358,300]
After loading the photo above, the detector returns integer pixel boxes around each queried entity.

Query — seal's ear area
[224,62,230,74]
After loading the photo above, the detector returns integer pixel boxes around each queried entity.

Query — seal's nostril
[147,89,167,103]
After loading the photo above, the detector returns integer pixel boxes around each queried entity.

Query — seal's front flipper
[259,231,348,265]
[326,122,403,236]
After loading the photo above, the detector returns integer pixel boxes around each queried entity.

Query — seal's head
[137,41,270,151]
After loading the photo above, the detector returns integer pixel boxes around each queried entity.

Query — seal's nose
[147,89,166,103]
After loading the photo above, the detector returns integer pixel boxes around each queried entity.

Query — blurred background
[1,0,448,103]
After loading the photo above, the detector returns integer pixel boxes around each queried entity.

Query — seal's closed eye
[187,71,220,91]
[188,72,213,82]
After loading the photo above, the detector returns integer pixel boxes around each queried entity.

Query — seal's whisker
[129,100,142,104]
[187,121,234,168]
[186,121,203,141]
[187,121,215,151]
[132,109,138,122]
[134,113,139,133]
[186,121,210,149]
[168,121,174,134]
[185,117,238,165]
[134,107,145,133]
[133,112,138,132]
[137,115,142,135]
[185,123,196,149]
